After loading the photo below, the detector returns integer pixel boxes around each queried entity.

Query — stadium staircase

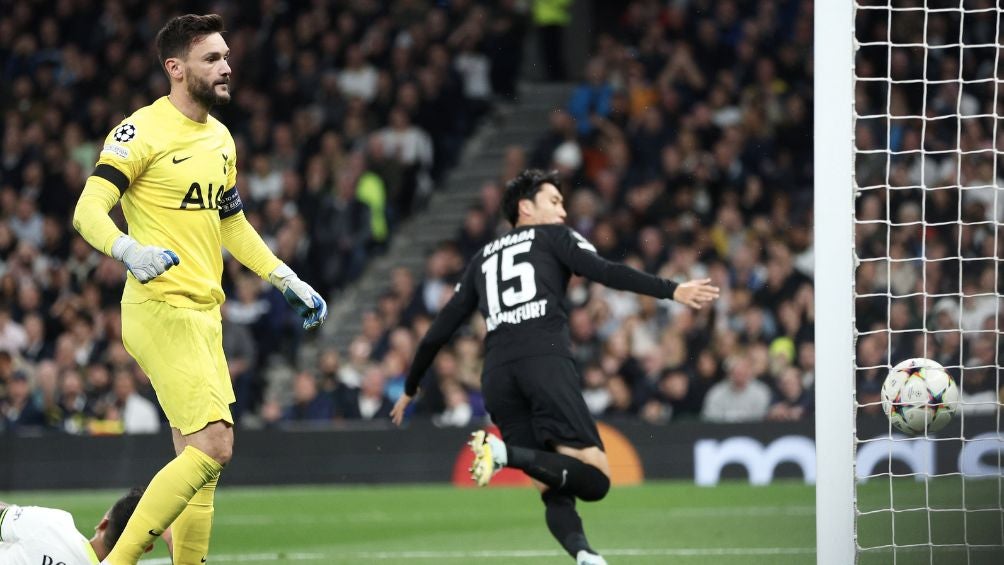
[320,82,574,353]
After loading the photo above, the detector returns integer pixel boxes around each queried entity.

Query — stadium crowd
[375,0,821,428]
[323,0,1000,429]
[0,0,526,433]
[4,0,1001,436]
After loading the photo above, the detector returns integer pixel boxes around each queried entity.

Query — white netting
[853,1,1004,563]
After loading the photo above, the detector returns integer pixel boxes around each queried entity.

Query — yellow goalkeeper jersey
[91,97,239,310]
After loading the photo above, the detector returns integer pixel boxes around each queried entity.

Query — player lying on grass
[0,488,173,565]
[392,169,719,565]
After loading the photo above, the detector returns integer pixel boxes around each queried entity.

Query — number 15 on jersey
[482,241,537,317]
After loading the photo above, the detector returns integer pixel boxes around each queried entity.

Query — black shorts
[482,355,604,451]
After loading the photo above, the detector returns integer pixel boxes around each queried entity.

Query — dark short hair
[104,487,145,551]
[501,169,561,226]
[156,14,225,64]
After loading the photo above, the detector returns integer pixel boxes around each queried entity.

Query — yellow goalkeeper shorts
[121,300,234,435]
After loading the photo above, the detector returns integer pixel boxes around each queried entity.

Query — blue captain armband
[219,186,244,219]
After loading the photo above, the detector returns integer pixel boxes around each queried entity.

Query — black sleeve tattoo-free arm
[404,265,479,396]
[552,226,678,299]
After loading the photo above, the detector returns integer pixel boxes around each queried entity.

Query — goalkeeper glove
[268,263,328,330]
[110,235,180,283]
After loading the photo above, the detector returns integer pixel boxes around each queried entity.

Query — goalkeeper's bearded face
[183,32,231,108]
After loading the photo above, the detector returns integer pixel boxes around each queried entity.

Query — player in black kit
[390,169,719,565]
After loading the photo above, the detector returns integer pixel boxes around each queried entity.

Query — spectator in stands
[533,0,571,81]
[530,109,578,169]
[0,0,520,435]
[282,371,335,423]
[56,366,92,434]
[478,180,504,229]
[658,368,703,421]
[84,363,113,414]
[110,369,160,435]
[378,106,435,205]
[0,371,45,432]
[701,353,771,423]
[766,367,812,422]
[340,365,393,420]
[959,335,1000,416]
[15,0,1002,432]
[352,151,390,249]
[485,1,525,101]
[0,308,27,354]
[410,243,463,318]
[313,169,372,292]
[604,375,635,417]
[338,45,379,103]
[9,196,44,248]
[382,349,410,403]
[451,18,494,123]
[581,364,611,417]
[33,361,60,427]
[20,312,52,363]
[432,379,473,427]
[223,315,260,423]
[455,207,493,260]
[316,347,358,418]
[568,57,613,137]
[0,350,14,392]
[339,337,372,390]
[246,154,284,205]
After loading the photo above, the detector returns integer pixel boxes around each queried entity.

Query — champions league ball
[881,358,959,435]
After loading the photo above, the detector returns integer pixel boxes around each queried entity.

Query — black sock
[507,445,611,501]
[542,490,593,557]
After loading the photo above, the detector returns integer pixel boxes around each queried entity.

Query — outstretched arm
[553,226,718,307]
[667,278,719,309]
[392,265,479,425]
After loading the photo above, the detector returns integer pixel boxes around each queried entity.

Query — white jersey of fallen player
[0,505,99,565]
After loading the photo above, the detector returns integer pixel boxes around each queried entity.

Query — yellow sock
[105,446,222,565]
[170,476,218,565]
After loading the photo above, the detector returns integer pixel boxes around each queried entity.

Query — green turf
[4,479,1002,564]
[5,481,814,564]
[857,478,1004,565]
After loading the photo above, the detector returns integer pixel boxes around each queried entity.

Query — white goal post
[814,0,856,562]
[818,1,1004,564]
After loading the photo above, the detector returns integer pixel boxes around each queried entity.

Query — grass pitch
[7,479,1003,564]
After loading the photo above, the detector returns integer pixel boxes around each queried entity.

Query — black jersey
[404,224,678,396]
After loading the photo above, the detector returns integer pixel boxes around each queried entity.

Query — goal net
[828,1,1004,563]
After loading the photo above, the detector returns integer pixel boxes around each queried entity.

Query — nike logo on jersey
[148,529,162,537]
[201,557,208,563]
[172,155,192,164]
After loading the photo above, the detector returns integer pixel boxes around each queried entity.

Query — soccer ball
[880,358,959,434]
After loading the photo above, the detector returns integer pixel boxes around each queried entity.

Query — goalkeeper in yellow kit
[72,14,326,565]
